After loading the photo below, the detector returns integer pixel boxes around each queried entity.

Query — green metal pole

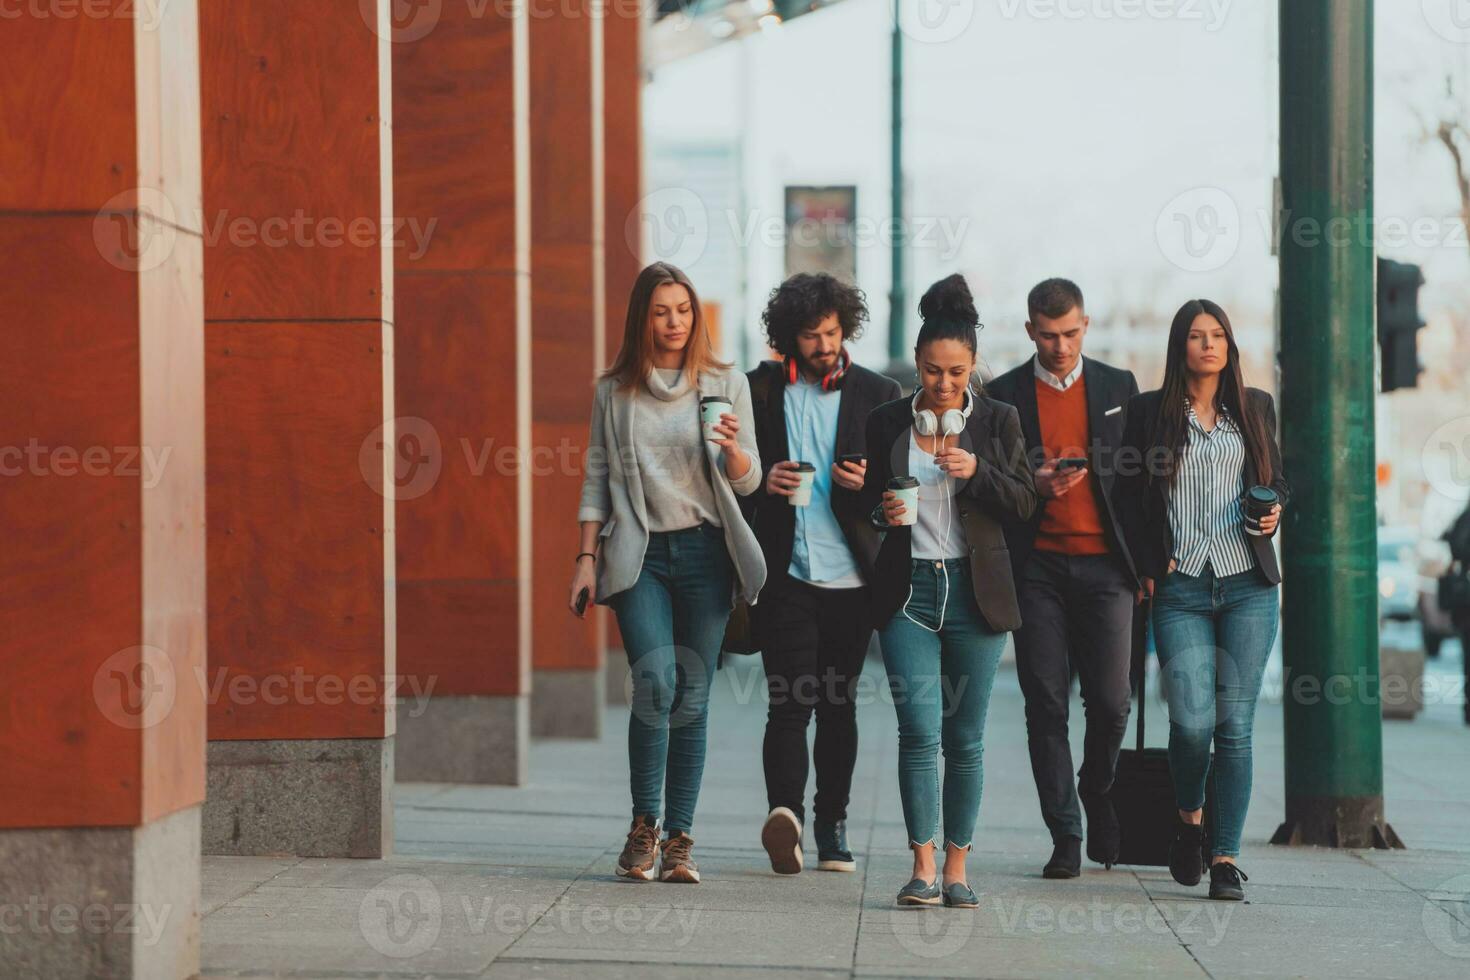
[887,6,906,369]
[1275,0,1398,848]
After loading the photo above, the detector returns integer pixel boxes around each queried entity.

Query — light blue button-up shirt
[784,378,864,588]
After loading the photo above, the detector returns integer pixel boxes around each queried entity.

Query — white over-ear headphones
[911,387,974,438]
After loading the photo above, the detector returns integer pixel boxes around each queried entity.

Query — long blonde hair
[604,262,730,388]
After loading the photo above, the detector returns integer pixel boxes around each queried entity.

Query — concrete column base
[203,737,392,858]
[531,668,604,738]
[0,805,201,980]
[605,649,629,707]
[395,694,528,784]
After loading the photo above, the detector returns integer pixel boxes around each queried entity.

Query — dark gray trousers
[1014,550,1136,842]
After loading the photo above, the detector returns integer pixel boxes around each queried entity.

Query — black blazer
[1118,387,1290,586]
[743,360,903,587]
[984,356,1140,581]
[852,394,1039,633]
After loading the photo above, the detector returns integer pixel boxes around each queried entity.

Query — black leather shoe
[1169,819,1206,887]
[1081,792,1120,868]
[1208,861,1248,900]
[897,877,942,906]
[1043,836,1081,879]
[815,819,855,872]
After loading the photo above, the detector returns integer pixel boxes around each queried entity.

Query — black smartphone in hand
[1057,457,1089,471]
[575,587,590,616]
[839,453,867,466]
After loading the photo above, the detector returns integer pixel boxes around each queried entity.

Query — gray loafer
[897,877,942,906]
[942,881,979,908]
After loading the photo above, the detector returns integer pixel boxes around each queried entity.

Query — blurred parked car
[1378,525,1419,623]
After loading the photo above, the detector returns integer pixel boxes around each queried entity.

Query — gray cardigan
[578,367,768,606]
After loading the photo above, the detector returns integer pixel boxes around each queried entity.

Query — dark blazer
[743,360,903,588]
[1118,387,1290,586]
[852,394,1039,633]
[984,355,1140,581]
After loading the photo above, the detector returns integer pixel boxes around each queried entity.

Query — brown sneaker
[659,832,701,883]
[616,815,660,880]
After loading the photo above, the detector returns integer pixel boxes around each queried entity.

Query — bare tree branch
[1436,120,1470,272]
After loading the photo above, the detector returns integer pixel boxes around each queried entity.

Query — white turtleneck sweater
[635,367,724,532]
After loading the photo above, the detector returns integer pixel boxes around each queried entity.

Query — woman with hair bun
[855,273,1038,908]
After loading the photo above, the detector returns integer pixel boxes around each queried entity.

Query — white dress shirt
[1033,354,1083,393]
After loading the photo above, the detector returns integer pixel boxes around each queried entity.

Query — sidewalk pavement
[201,645,1470,979]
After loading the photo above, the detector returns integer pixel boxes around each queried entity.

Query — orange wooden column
[391,0,531,782]
[529,0,606,737]
[0,4,206,976]
[199,0,396,857]
[601,0,643,705]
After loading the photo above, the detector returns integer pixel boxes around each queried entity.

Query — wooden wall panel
[0,1,206,829]
[530,4,602,674]
[205,323,390,741]
[199,0,384,321]
[603,4,643,343]
[0,19,134,209]
[201,0,395,747]
[392,1,529,700]
[392,9,519,273]
[0,218,143,827]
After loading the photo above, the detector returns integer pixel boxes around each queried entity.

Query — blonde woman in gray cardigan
[570,262,766,884]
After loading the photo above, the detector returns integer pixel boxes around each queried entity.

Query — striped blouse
[1167,399,1255,578]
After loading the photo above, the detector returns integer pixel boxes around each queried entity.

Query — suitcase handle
[1133,597,1150,753]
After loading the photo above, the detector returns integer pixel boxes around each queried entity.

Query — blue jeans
[879,559,1008,851]
[607,523,734,836]
[1152,566,1279,858]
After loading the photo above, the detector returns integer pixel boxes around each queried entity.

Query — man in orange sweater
[986,279,1140,879]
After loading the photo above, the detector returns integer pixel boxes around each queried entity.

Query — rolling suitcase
[1113,598,1213,867]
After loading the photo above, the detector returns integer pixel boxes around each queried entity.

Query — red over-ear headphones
[785,348,851,392]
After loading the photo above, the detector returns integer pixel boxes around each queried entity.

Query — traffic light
[1377,258,1425,393]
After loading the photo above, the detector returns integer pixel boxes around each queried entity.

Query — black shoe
[815,819,855,872]
[1208,861,1248,900]
[1081,792,1120,868]
[897,877,942,906]
[1168,819,1206,887]
[1042,836,1081,879]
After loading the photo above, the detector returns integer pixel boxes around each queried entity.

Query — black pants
[760,574,873,826]
[1014,550,1135,842]
[1461,628,1470,723]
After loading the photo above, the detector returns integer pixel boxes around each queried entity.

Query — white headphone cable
[902,429,954,634]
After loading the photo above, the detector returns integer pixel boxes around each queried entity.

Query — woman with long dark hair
[1120,298,1289,901]
[570,261,766,884]
[854,274,1037,908]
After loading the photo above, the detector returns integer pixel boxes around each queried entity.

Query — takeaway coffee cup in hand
[789,462,817,507]
[700,396,733,442]
[888,476,920,527]
[1243,485,1279,536]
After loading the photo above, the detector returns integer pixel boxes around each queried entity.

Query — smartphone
[839,453,867,467]
[1057,457,1089,471]
[575,587,590,616]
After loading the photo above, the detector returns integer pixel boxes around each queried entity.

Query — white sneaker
[761,807,803,875]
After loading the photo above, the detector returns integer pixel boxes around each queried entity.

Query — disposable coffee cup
[700,396,732,441]
[888,476,920,527]
[789,462,817,507]
[1243,485,1278,536]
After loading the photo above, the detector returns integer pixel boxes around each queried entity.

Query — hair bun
[918,274,979,328]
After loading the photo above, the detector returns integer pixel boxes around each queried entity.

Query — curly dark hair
[759,273,869,359]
